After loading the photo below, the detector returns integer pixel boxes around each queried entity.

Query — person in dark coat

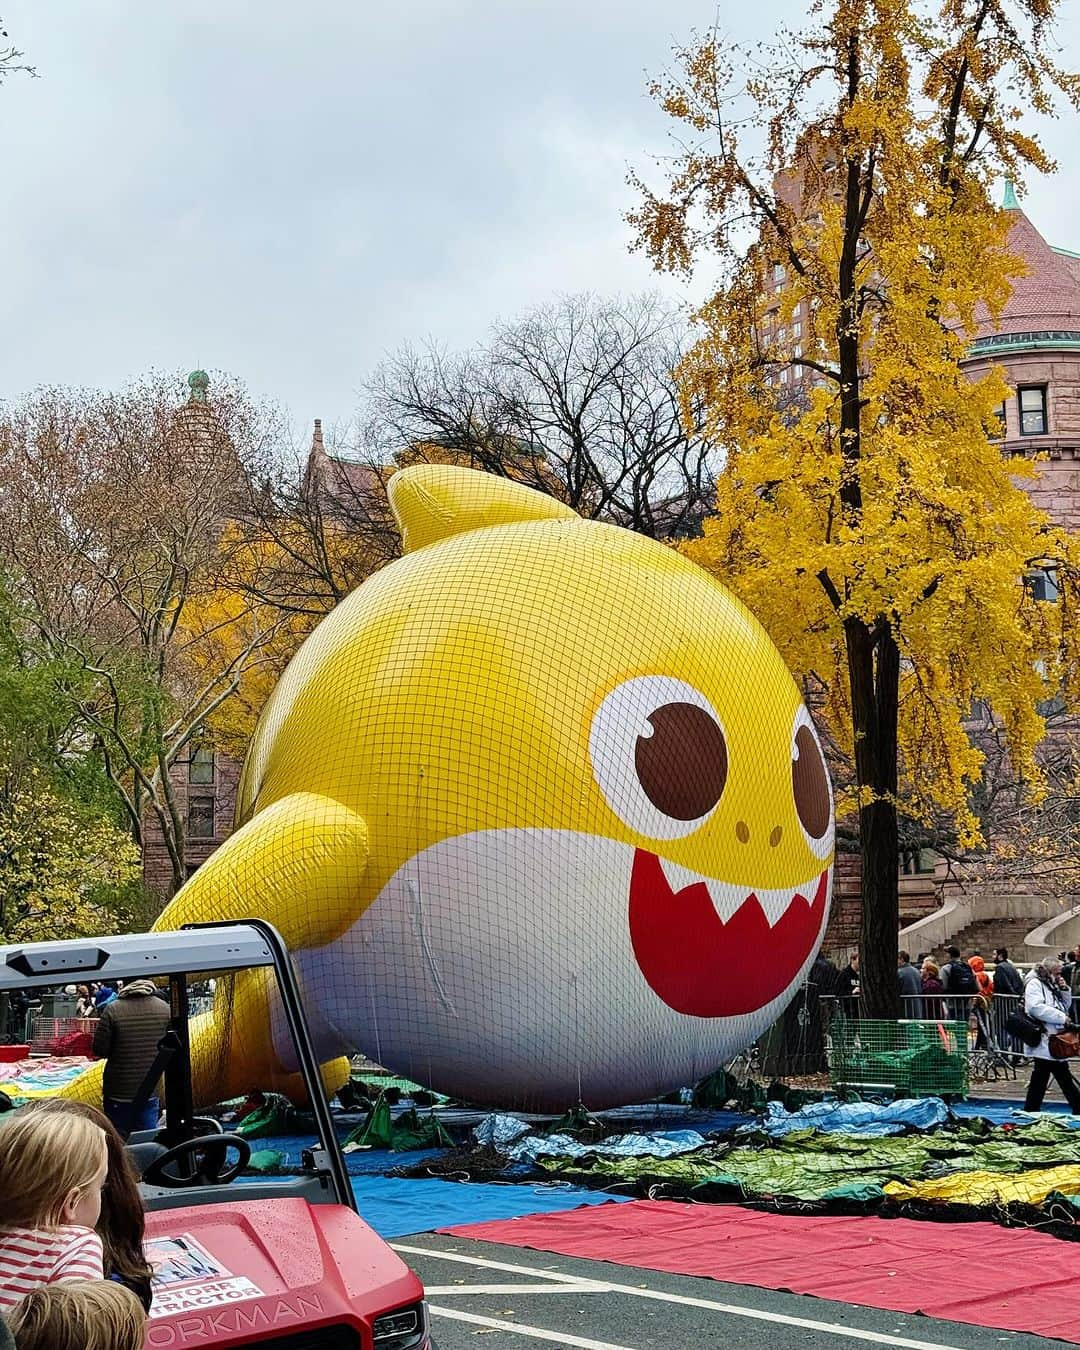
[920,959,946,1020]
[92,981,170,1137]
[805,953,839,1070]
[991,948,1023,997]
[898,950,922,1013]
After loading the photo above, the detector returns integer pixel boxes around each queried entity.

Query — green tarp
[344,1094,454,1152]
[536,1116,1080,1204]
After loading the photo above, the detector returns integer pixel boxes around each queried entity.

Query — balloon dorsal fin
[387,464,578,553]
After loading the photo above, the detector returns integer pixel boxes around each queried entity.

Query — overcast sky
[2,2,1079,441]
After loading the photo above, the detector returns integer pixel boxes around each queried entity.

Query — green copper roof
[1002,179,1019,210]
[187,369,210,403]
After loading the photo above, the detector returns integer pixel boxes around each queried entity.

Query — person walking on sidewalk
[1022,959,1080,1114]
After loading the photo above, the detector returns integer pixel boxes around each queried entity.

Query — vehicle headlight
[373,1300,429,1349]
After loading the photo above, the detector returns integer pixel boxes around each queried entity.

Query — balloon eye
[635,703,728,821]
[589,676,725,841]
[792,723,830,840]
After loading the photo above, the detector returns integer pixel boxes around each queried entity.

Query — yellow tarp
[885,1164,1080,1205]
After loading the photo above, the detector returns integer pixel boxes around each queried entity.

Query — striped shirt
[0,1226,104,1308]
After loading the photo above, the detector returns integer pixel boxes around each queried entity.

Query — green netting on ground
[351,1073,444,1097]
[533,1116,1080,1207]
[828,1018,969,1098]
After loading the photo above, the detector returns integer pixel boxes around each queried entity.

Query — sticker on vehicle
[149,1276,265,1319]
[146,1235,231,1286]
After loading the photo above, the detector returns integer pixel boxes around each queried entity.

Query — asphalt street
[398,1232,1066,1350]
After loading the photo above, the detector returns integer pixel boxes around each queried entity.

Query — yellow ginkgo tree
[630,0,1080,1015]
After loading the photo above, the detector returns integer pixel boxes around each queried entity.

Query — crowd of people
[820,944,1080,1112]
[0,1105,150,1349]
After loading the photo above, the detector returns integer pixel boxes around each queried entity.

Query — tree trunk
[846,615,901,1018]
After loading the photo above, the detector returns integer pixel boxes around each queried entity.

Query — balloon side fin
[154,791,369,951]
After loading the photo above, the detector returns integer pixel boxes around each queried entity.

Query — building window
[1026,567,1061,603]
[992,401,1007,440]
[900,848,936,876]
[187,796,216,840]
[773,263,786,283]
[1018,385,1047,435]
[188,742,215,785]
[793,320,802,338]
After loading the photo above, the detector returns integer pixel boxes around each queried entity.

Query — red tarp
[440,1200,1079,1341]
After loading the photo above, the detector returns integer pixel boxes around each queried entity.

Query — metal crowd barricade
[896,992,1022,1081]
[27,1014,98,1054]
[826,1005,970,1098]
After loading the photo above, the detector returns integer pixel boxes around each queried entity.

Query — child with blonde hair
[0,1112,108,1308]
[6,1280,145,1350]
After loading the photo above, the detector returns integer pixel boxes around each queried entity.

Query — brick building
[141,746,243,895]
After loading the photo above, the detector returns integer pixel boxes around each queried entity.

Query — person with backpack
[941,946,977,1023]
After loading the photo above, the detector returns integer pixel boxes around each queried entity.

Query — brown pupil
[793,724,830,839]
[634,702,728,821]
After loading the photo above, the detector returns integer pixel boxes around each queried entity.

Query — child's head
[6,1280,145,1350]
[27,1100,151,1309]
[0,1111,108,1230]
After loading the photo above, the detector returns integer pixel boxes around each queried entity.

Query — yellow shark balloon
[138,465,834,1111]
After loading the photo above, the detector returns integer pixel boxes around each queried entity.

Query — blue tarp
[748,1097,950,1138]
[954,1100,1080,1126]
[509,1128,708,1163]
[253,1137,448,1175]
[350,1176,630,1238]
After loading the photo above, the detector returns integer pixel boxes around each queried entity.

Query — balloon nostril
[735,821,750,844]
[769,826,783,848]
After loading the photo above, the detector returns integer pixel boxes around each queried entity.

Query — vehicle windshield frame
[0,918,354,1210]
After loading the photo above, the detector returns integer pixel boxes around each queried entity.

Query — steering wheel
[141,1133,251,1188]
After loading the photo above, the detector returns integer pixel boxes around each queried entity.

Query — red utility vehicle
[0,920,433,1349]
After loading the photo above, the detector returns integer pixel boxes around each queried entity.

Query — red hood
[143,1197,423,1346]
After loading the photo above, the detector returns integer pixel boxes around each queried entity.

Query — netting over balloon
[156,464,835,1112]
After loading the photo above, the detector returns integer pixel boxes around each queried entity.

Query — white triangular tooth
[658,857,708,896]
[755,884,797,927]
[704,877,745,923]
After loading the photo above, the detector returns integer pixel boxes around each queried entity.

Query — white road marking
[427,1306,638,1348]
[397,1244,980,1350]
[394,1244,612,1285]
[425,1283,613,1296]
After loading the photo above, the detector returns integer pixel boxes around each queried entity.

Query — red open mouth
[628,849,829,1018]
